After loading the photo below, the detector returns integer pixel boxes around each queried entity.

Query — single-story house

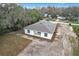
[57,16,66,20]
[78,19,79,22]
[24,20,57,40]
[77,16,79,22]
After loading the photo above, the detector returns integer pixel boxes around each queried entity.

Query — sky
[19,3,79,9]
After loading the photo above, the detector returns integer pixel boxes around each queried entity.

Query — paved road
[51,21,79,26]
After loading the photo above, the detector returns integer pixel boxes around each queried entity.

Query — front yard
[0,34,32,56]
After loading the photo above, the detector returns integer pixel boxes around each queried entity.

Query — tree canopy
[0,3,79,35]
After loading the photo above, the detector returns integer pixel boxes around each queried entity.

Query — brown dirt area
[0,33,32,56]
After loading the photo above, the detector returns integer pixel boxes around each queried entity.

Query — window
[27,30,30,33]
[34,31,41,36]
[44,33,48,37]
[37,32,41,35]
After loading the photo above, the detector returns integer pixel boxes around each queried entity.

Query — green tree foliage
[40,6,79,18]
[1,3,79,35]
[27,9,43,22]
[0,3,43,35]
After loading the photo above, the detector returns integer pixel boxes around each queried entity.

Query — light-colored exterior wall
[24,29,53,40]
[40,31,52,39]
[78,19,79,22]
[25,29,34,35]
[57,16,66,20]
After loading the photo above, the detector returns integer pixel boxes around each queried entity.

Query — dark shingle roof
[24,20,57,33]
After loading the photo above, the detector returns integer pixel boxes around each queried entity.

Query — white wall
[24,29,34,35]
[41,32,53,40]
[24,29,53,40]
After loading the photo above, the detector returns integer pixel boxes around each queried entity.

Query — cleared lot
[0,34,32,56]
[18,24,73,56]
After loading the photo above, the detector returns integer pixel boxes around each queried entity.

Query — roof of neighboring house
[57,16,66,19]
[24,20,57,33]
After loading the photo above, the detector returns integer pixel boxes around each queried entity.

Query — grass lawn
[73,48,79,56]
[72,25,79,56]
[0,34,32,56]
[72,25,79,37]
[71,21,79,24]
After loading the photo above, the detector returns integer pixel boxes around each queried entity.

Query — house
[77,16,79,22]
[57,16,66,20]
[44,14,48,17]
[24,20,57,40]
[44,14,52,18]
[78,19,79,22]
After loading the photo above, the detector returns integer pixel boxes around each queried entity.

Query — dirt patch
[0,34,32,56]
[18,38,64,56]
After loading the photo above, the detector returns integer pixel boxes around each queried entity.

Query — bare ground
[0,32,32,56]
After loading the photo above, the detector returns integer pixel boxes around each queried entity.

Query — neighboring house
[44,14,52,19]
[77,16,79,22]
[57,16,66,20]
[24,20,57,40]
[78,19,79,22]
[44,14,48,17]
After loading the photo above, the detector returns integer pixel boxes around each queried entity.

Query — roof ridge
[39,20,50,32]
[24,20,55,33]
[42,20,52,33]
